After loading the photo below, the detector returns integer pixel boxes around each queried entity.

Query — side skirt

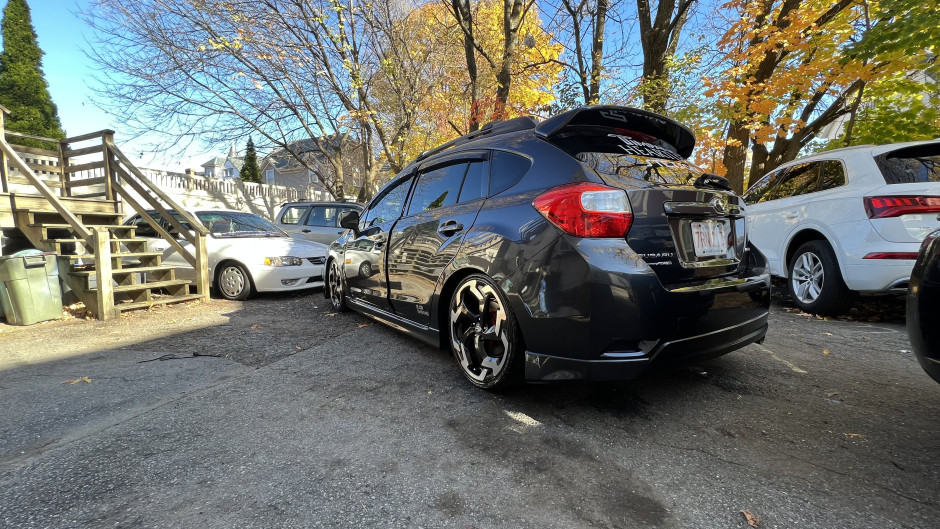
[347,298,442,348]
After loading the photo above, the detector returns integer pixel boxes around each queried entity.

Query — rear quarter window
[876,144,940,184]
[490,151,531,195]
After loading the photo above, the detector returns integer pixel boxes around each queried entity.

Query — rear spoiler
[534,106,696,159]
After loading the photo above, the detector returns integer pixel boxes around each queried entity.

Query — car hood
[211,235,328,257]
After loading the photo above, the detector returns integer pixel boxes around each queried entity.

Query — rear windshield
[875,144,940,184]
[550,129,705,188]
[578,152,705,188]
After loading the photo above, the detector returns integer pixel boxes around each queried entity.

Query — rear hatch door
[867,142,940,243]
[542,107,746,286]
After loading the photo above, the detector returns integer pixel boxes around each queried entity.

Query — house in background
[201,144,244,178]
[259,137,363,201]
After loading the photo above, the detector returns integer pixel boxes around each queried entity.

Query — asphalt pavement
[0,298,938,528]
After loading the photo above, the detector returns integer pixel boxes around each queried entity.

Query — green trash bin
[0,252,64,326]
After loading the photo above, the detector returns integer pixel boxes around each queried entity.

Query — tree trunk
[588,0,609,105]
[493,0,528,120]
[636,0,694,114]
[722,122,750,194]
[451,0,482,132]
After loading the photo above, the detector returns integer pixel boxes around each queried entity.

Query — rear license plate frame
[691,219,730,257]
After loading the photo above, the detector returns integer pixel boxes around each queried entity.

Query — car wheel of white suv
[787,240,854,316]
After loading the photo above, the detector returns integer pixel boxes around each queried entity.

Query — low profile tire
[359,261,373,278]
[216,262,253,301]
[327,259,348,311]
[449,274,523,390]
[787,240,853,316]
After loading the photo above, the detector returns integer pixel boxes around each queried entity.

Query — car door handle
[438,221,464,236]
[301,229,312,233]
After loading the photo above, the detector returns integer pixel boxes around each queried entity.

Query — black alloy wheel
[449,274,523,389]
[328,259,348,311]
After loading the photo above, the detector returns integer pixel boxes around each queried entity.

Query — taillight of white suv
[863,195,940,218]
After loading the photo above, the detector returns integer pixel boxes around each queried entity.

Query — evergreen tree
[239,137,261,183]
[0,0,65,147]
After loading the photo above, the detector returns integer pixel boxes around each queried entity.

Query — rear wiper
[694,173,732,191]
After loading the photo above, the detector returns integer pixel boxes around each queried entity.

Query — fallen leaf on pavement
[63,377,92,384]
[250,324,262,330]
[823,349,830,355]
[740,510,761,527]
[358,323,370,328]
[325,313,337,317]
[295,346,302,350]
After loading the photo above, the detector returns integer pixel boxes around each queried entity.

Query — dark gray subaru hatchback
[326,106,771,389]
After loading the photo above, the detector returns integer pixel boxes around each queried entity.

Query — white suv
[743,140,940,315]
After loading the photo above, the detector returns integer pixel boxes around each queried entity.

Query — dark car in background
[275,201,363,245]
[326,106,771,389]
[907,228,940,383]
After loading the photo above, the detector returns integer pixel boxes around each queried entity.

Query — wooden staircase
[0,105,209,320]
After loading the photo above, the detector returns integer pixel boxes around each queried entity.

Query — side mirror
[339,210,360,237]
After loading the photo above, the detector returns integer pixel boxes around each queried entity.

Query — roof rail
[412,116,537,165]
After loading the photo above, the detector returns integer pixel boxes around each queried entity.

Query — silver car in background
[275,201,363,245]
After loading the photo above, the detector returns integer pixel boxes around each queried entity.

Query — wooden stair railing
[1,108,210,320]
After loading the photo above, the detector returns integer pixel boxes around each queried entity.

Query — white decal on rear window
[609,134,683,161]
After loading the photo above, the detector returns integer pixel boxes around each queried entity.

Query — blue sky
[5,0,208,170]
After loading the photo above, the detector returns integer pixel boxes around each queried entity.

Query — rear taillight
[864,196,940,218]
[533,183,633,238]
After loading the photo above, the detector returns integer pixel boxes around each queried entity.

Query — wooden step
[45,237,148,244]
[34,223,132,229]
[68,265,179,277]
[109,279,191,294]
[11,194,120,215]
[114,293,204,312]
[64,251,163,261]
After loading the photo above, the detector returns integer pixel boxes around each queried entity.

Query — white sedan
[125,208,328,300]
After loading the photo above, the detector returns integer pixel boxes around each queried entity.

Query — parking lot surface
[1,293,937,528]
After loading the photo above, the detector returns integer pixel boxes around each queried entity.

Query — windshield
[195,211,287,238]
[579,152,705,188]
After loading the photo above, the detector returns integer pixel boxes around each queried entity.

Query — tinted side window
[490,151,531,195]
[458,161,487,203]
[407,162,467,216]
[744,172,777,205]
[819,160,846,191]
[304,206,352,227]
[763,163,819,201]
[363,177,412,228]
[279,205,307,224]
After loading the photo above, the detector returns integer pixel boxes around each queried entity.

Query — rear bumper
[524,313,768,381]
[505,236,771,382]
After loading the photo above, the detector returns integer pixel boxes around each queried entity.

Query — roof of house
[261,136,354,173]
[202,156,228,169]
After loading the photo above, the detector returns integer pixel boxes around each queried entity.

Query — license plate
[691,220,729,257]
